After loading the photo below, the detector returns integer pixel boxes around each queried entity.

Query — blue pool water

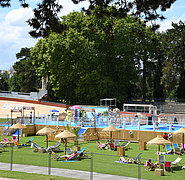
[3,121,185,133]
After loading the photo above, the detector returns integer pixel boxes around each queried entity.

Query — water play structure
[1,94,185,136]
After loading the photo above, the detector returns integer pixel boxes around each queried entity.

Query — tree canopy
[0,0,178,37]
[10,47,41,93]
[31,9,160,105]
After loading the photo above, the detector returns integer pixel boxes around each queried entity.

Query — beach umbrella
[102,125,118,140]
[71,105,81,109]
[147,135,172,166]
[36,127,56,148]
[50,109,59,113]
[173,127,185,149]
[55,130,76,154]
[9,123,26,142]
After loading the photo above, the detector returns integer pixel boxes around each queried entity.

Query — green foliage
[65,124,80,145]
[32,9,161,104]
[12,47,41,93]
[0,71,9,91]
[161,21,185,100]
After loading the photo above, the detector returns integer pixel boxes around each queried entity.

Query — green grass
[0,118,8,123]
[0,135,185,180]
[0,170,78,179]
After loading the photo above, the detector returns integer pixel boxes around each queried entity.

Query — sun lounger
[12,136,23,147]
[66,152,80,161]
[181,144,185,150]
[66,148,73,155]
[121,141,130,149]
[12,136,17,142]
[165,161,172,172]
[14,141,23,148]
[2,135,10,145]
[32,143,46,153]
[46,142,61,152]
[144,160,157,171]
[51,150,80,161]
[24,137,34,145]
[132,153,142,163]
[51,150,64,161]
[97,141,108,150]
[0,143,7,151]
[109,143,116,151]
[172,157,182,166]
[165,144,173,154]
[173,143,182,155]
[114,140,120,147]
[78,147,88,158]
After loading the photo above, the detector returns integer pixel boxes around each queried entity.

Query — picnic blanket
[114,160,131,164]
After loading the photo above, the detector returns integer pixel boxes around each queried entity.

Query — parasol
[36,127,56,148]
[9,123,26,142]
[55,130,76,154]
[147,135,172,167]
[102,125,118,140]
[173,127,185,150]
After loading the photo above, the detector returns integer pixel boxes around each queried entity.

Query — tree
[161,21,185,100]
[0,0,177,37]
[0,71,9,91]
[27,0,64,38]
[8,72,21,92]
[0,0,28,7]
[31,9,159,105]
[12,47,41,93]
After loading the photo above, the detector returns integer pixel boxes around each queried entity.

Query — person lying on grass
[61,151,78,159]
[119,157,132,164]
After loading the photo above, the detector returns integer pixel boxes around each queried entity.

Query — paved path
[0,162,140,180]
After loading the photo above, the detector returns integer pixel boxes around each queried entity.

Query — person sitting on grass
[102,140,109,149]
[147,159,157,170]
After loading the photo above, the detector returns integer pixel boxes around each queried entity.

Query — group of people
[100,140,117,151]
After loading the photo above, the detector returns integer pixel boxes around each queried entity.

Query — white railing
[0,90,47,101]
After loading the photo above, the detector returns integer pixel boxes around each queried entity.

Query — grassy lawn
[0,170,79,180]
[0,118,8,123]
[0,135,185,180]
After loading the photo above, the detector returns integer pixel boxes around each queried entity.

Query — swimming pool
[2,118,185,133]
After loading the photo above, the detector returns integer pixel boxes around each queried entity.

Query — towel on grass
[61,160,77,162]
[114,160,130,164]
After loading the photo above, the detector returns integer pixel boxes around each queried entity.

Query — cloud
[0,7,37,70]
[158,12,185,32]
[5,7,33,26]
[58,0,89,16]
[0,1,90,70]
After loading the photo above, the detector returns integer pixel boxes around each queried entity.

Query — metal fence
[0,146,184,179]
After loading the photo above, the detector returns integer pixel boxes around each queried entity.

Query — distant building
[0,68,15,78]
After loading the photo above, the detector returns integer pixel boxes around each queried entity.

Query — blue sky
[0,0,185,70]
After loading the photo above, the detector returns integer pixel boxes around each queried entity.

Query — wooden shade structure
[55,130,76,154]
[102,125,118,140]
[147,135,172,166]
[173,127,185,149]
[36,127,56,148]
[9,123,26,142]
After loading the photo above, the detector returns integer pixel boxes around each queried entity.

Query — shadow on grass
[171,166,183,172]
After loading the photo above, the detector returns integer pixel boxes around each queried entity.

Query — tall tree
[12,47,41,93]
[1,1,177,37]
[27,0,63,38]
[161,21,185,100]
[31,9,159,105]
[0,71,9,91]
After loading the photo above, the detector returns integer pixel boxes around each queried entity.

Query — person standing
[163,132,168,140]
